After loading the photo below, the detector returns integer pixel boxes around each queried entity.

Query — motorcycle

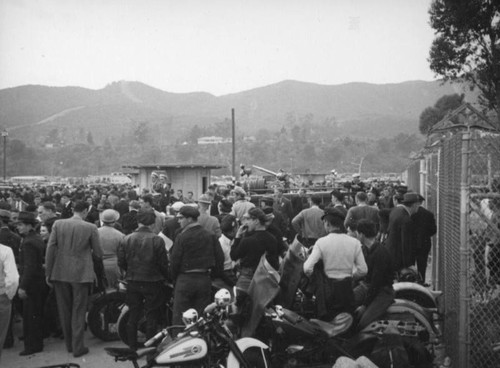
[105,289,272,368]
[261,302,437,368]
[116,279,232,347]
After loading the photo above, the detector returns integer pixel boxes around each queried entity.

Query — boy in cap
[117,208,168,351]
[170,206,224,325]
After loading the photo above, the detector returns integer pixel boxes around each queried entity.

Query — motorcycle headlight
[182,308,199,326]
[214,288,232,307]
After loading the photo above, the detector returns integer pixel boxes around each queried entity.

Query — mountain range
[0,79,478,145]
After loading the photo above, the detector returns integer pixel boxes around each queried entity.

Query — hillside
[0,79,478,144]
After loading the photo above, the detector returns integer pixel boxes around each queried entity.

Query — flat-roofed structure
[122,163,225,198]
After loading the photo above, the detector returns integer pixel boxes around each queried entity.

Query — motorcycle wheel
[88,291,126,341]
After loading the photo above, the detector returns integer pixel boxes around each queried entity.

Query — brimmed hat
[352,173,360,178]
[197,194,212,204]
[101,209,120,223]
[177,206,200,219]
[171,201,185,212]
[0,209,11,221]
[16,211,37,225]
[401,193,420,205]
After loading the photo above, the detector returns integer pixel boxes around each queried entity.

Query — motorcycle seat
[105,347,156,361]
[310,312,353,338]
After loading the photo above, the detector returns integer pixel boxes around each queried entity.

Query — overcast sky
[0,0,436,96]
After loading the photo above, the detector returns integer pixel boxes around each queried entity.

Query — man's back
[46,217,102,283]
[345,205,379,228]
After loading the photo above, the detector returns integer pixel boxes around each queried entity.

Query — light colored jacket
[46,215,102,283]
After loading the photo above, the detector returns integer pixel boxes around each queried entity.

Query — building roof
[122,163,225,170]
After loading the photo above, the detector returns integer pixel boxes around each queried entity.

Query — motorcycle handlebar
[144,330,166,347]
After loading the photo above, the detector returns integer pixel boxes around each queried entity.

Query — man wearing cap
[385,192,421,271]
[197,194,222,238]
[411,195,437,282]
[16,212,45,355]
[230,186,255,223]
[118,208,168,350]
[291,195,327,248]
[303,208,367,320]
[98,209,125,289]
[45,200,102,358]
[170,206,224,325]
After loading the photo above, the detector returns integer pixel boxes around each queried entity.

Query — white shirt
[218,234,235,271]
[303,233,367,279]
[0,244,19,300]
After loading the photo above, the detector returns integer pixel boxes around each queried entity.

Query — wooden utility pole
[232,108,236,179]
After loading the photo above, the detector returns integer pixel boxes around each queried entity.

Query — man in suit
[16,212,46,355]
[411,195,437,282]
[385,192,420,271]
[45,200,102,358]
[59,191,73,219]
[85,196,100,224]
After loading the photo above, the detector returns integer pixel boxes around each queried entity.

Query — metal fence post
[459,130,471,368]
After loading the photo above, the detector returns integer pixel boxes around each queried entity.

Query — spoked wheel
[88,291,126,341]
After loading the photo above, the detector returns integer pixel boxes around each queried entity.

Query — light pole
[1,129,7,181]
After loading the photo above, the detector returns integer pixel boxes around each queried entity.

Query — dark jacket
[117,226,168,282]
[0,226,22,263]
[121,209,138,235]
[385,205,416,270]
[411,206,437,254]
[19,230,46,294]
[364,241,394,306]
[170,223,224,282]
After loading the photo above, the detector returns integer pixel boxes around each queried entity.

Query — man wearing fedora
[385,192,421,271]
[16,212,45,355]
[45,200,102,358]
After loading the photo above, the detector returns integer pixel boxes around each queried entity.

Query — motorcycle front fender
[393,282,442,310]
[226,337,270,368]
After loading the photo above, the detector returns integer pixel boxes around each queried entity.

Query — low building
[122,163,225,198]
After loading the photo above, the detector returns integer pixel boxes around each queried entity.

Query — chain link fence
[405,104,500,367]
[467,130,500,368]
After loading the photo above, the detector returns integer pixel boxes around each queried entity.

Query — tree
[418,93,464,134]
[428,0,500,121]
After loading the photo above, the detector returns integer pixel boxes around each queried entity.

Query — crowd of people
[0,174,498,361]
